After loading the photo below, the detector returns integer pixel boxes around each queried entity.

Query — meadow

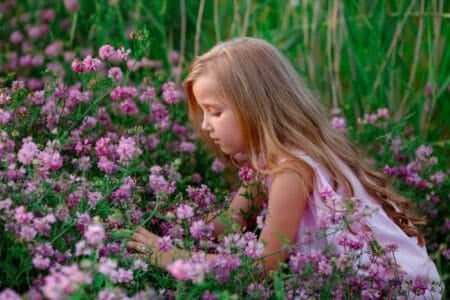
[0,0,448,299]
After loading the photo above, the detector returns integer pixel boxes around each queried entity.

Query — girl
[128,37,442,296]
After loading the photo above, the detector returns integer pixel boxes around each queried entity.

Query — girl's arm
[257,170,311,272]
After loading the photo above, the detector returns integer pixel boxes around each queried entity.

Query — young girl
[128,37,441,295]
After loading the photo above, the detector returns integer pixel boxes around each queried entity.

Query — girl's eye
[211,111,222,117]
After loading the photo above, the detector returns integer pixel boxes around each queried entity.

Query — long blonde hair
[184,37,425,246]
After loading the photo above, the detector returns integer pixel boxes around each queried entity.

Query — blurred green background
[2,0,449,143]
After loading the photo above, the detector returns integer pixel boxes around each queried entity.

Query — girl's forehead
[192,75,226,104]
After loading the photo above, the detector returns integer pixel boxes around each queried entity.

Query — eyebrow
[197,100,224,109]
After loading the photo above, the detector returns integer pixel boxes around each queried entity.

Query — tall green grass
[16,0,450,150]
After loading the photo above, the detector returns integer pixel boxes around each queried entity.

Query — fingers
[136,226,154,238]
[131,232,148,244]
[128,240,146,253]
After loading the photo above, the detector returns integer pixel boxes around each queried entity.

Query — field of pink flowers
[0,1,448,299]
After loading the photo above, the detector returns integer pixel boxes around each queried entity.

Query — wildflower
[190,220,213,240]
[158,235,173,252]
[168,50,180,64]
[116,47,131,61]
[116,136,142,163]
[110,268,133,283]
[108,67,123,82]
[415,145,433,160]
[245,240,264,259]
[377,108,389,119]
[172,123,187,136]
[33,255,51,270]
[162,82,182,104]
[119,99,139,116]
[0,289,21,300]
[180,141,196,153]
[331,116,347,131]
[238,164,254,183]
[138,86,155,102]
[82,55,101,72]
[133,259,148,272]
[211,158,225,173]
[71,57,84,73]
[10,31,24,44]
[45,41,64,57]
[411,276,428,296]
[167,259,192,281]
[99,45,116,60]
[151,101,170,129]
[95,137,111,156]
[97,156,119,174]
[148,174,176,195]
[41,264,92,300]
[64,0,79,12]
[175,204,194,219]
[110,86,137,101]
[0,109,13,125]
[84,223,105,246]
[186,185,216,207]
[98,258,117,277]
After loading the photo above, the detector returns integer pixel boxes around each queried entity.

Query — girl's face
[192,75,245,156]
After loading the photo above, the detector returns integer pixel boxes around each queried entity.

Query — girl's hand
[128,226,160,255]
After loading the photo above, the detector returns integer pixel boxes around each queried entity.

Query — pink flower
[180,141,196,153]
[98,45,116,60]
[119,99,139,116]
[45,41,64,57]
[37,147,63,171]
[211,158,225,173]
[158,236,173,252]
[138,86,155,102]
[84,223,105,246]
[238,164,254,183]
[108,67,123,82]
[412,276,428,296]
[190,220,213,240]
[176,204,194,219]
[98,258,117,277]
[186,185,216,207]
[0,289,21,300]
[245,240,264,259]
[116,136,142,163]
[167,259,192,281]
[71,57,84,73]
[97,156,119,174]
[10,31,23,44]
[162,81,182,104]
[148,174,176,195]
[82,55,101,72]
[377,107,389,119]
[331,116,347,131]
[110,86,137,101]
[116,47,131,61]
[33,255,51,270]
[95,137,111,156]
[17,137,39,165]
[64,0,79,12]
[168,50,180,64]
[42,264,92,300]
[110,268,133,283]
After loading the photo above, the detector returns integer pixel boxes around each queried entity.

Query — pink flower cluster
[41,264,92,300]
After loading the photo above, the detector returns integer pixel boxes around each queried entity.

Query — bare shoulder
[269,169,313,200]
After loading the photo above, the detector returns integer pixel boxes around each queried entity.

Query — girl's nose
[201,116,211,131]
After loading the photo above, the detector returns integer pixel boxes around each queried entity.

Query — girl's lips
[213,139,220,144]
